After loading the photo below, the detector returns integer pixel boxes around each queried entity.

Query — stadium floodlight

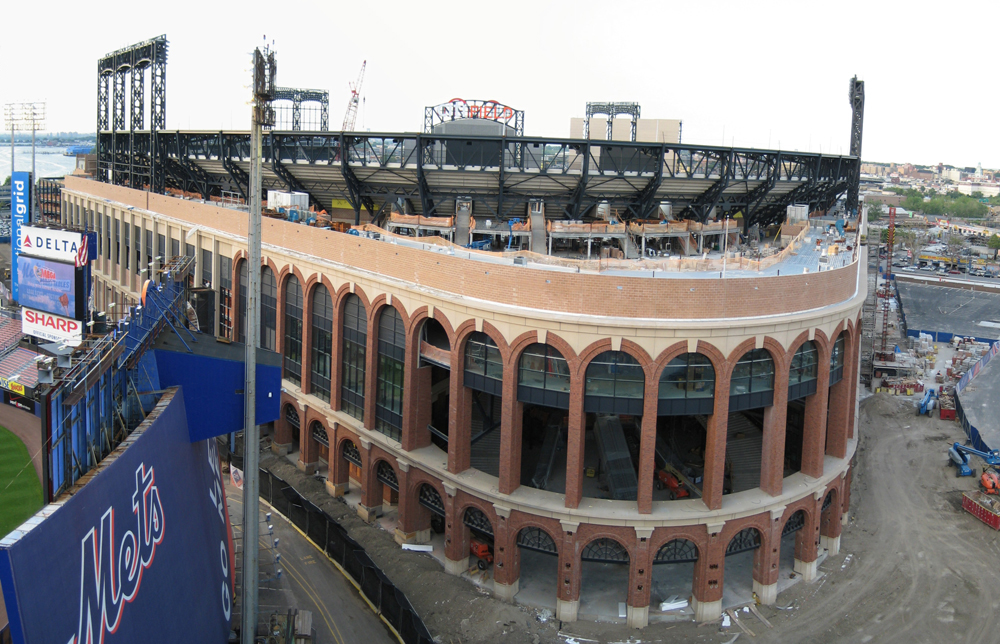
[3,102,46,217]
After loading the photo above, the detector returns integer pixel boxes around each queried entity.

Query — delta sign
[0,389,234,644]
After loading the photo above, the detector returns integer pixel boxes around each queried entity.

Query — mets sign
[0,389,233,644]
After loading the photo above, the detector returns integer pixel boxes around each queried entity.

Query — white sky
[2,0,997,169]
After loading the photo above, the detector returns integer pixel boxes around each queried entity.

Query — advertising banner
[10,172,31,303]
[19,226,85,264]
[3,391,35,414]
[15,256,85,320]
[0,390,234,644]
[21,308,83,346]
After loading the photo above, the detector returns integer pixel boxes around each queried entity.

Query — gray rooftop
[896,281,1000,341]
[959,353,1000,450]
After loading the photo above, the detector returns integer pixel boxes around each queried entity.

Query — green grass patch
[0,426,43,539]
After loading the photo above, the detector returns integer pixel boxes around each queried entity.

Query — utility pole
[241,42,275,644]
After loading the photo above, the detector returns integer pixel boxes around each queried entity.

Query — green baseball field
[0,426,43,539]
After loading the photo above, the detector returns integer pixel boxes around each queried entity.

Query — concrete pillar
[703,369,730,510]
[760,359,789,496]
[691,524,724,622]
[498,362,523,495]
[492,506,517,601]
[443,485,469,575]
[564,376,586,509]
[627,528,653,628]
[801,360,830,478]
[326,425,349,498]
[636,380,659,514]
[556,521,580,622]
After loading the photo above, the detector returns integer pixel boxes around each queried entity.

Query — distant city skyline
[4,1,1000,168]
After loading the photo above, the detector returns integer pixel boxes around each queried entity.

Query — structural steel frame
[106,129,856,230]
[97,35,168,192]
[274,87,329,131]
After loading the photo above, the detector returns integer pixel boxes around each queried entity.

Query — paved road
[225,478,395,644]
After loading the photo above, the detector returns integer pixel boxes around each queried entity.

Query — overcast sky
[2,1,997,169]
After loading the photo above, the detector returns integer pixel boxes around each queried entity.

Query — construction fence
[259,468,434,644]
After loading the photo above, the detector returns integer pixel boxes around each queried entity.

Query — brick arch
[720,513,773,558]
[648,525,709,559]
[333,282,372,315]
[303,274,338,305]
[509,330,578,369]
[408,306,457,350]
[367,454,399,488]
[725,336,787,374]
[455,495,499,535]
[281,402,300,426]
[334,433,360,462]
[651,340,729,388]
[278,265,307,292]
[575,338,654,379]
[261,256,279,275]
[403,468,447,505]
[779,497,816,531]
[574,527,637,562]
[370,294,410,328]
[507,514,562,554]
[453,319,511,363]
[233,249,247,263]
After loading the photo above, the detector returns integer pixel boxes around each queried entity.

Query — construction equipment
[918,388,937,415]
[982,471,1000,495]
[948,442,1000,477]
[470,538,493,570]
[654,468,690,500]
[341,60,366,132]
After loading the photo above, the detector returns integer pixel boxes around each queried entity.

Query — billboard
[15,256,86,320]
[21,308,83,345]
[0,389,234,644]
[19,226,86,265]
[10,172,31,303]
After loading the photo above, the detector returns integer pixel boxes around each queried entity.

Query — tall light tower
[3,102,46,218]
[241,41,275,644]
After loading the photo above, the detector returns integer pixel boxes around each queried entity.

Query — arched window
[283,275,303,385]
[310,285,333,402]
[729,349,774,411]
[830,333,846,385]
[464,332,503,396]
[341,294,367,421]
[260,267,277,351]
[237,260,247,345]
[517,343,570,409]
[584,351,644,415]
[788,341,819,400]
[658,353,715,415]
[311,421,329,447]
[375,307,405,441]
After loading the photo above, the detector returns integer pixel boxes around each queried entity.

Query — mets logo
[69,463,165,644]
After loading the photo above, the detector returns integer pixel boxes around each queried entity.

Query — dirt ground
[265,391,1000,644]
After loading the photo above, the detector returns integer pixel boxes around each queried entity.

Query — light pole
[3,102,46,217]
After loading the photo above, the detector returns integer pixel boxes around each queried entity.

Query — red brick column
[821,488,843,540]
[841,467,853,519]
[393,463,429,544]
[326,425,349,497]
[703,371,730,510]
[760,357,789,496]
[691,525,724,621]
[628,529,653,627]
[556,522,581,622]
[443,486,469,575]
[448,348,471,472]
[565,377,586,509]
[492,508,519,601]
[801,350,830,478]
[297,411,319,474]
[363,312,379,431]
[848,329,861,439]
[754,515,782,598]
[826,348,851,460]
[402,319,430,451]
[793,506,820,580]
[300,284,314,394]
[498,364,523,495]
[637,378,659,514]
[274,271,285,359]
[272,398,295,454]
[328,288,343,411]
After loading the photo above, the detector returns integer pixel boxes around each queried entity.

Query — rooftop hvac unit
[513,257,527,266]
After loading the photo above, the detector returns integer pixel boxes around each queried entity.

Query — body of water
[1,146,81,183]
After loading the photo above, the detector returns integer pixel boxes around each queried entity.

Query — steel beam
[846,76,865,217]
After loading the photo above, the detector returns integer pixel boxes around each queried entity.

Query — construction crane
[341,60,366,132]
